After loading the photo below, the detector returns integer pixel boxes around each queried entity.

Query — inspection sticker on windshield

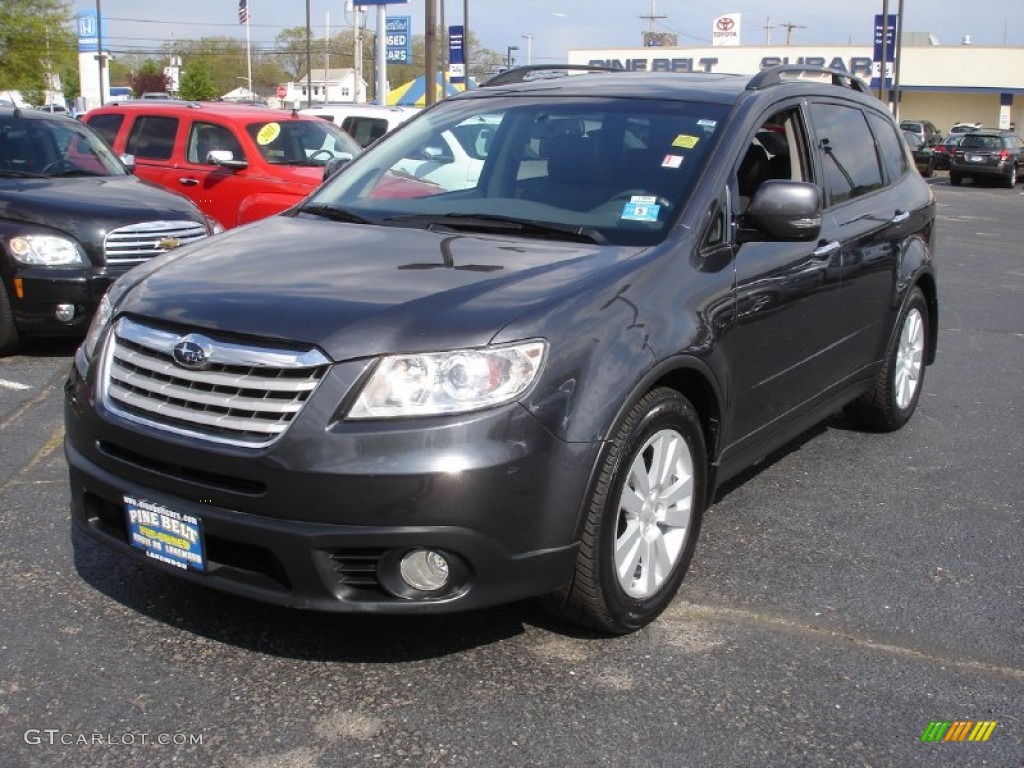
[621,196,660,222]
[256,123,281,145]
[661,154,684,169]
[671,134,700,149]
[125,495,206,572]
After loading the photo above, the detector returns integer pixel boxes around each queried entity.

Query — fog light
[55,304,76,322]
[399,549,450,592]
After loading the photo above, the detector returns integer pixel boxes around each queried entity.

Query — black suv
[65,66,938,634]
[1,108,215,353]
[948,129,1023,188]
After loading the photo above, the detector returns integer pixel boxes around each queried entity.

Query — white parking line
[0,378,31,391]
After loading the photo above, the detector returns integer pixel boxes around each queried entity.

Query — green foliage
[179,59,219,101]
[0,0,77,99]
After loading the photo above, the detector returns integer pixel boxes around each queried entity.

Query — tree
[0,0,77,102]
[179,59,218,101]
[130,61,170,97]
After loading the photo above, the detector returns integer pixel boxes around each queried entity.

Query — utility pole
[96,0,105,105]
[763,16,772,45]
[522,34,533,66]
[638,0,666,33]
[779,21,805,46]
[425,0,437,105]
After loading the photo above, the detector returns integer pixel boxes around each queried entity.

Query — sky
[70,0,1024,72]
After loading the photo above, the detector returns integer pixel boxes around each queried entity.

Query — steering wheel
[41,159,81,176]
[306,149,336,163]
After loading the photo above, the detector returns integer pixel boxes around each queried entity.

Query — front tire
[846,286,928,432]
[543,388,707,634]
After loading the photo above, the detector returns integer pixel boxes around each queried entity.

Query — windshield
[0,114,129,177]
[301,95,729,246]
[245,118,360,166]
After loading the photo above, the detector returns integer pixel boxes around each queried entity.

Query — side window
[810,103,883,205]
[85,114,123,147]
[187,121,243,164]
[341,116,388,147]
[125,116,178,161]
[867,112,909,182]
[735,107,809,210]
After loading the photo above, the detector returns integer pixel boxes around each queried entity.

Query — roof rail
[481,64,616,88]
[746,65,871,94]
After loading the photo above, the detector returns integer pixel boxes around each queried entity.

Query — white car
[391,115,501,191]
[300,104,419,147]
[949,121,983,134]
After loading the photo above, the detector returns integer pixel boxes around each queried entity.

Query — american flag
[238,0,249,25]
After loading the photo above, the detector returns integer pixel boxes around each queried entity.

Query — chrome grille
[100,317,330,446]
[104,220,209,266]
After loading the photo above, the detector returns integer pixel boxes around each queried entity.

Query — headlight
[74,291,115,378]
[8,235,88,266]
[348,341,546,419]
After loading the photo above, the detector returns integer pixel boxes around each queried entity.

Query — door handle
[812,240,840,259]
[178,177,199,187]
[891,210,910,224]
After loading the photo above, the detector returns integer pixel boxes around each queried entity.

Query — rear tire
[846,287,928,432]
[0,284,22,355]
[949,172,962,186]
[542,388,707,634]
[1003,164,1018,188]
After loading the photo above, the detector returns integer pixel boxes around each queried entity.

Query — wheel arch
[594,356,725,512]
[914,270,939,365]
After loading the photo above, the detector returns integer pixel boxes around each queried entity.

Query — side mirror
[738,180,822,242]
[119,154,136,171]
[207,150,248,169]
[322,157,350,181]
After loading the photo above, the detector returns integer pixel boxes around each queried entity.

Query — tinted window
[245,119,359,165]
[869,112,908,182]
[126,116,179,161]
[811,103,883,204]
[86,113,124,147]
[341,116,388,147]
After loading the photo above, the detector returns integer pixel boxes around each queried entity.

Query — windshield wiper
[300,204,376,225]
[383,213,608,244]
[0,169,46,179]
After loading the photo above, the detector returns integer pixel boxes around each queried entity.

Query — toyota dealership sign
[712,14,740,47]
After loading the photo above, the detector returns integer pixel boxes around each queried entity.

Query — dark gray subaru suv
[65,66,937,634]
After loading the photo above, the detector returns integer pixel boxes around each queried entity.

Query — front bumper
[64,362,600,614]
[4,265,119,338]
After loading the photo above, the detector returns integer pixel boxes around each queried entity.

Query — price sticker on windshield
[256,123,282,145]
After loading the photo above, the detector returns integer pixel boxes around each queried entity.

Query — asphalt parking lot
[1,178,1022,768]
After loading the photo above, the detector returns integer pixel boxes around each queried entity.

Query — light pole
[522,34,533,66]
[506,45,519,70]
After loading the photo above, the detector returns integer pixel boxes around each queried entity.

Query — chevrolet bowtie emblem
[157,236,181,251]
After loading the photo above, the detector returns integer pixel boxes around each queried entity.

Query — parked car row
[898,117,1020,187]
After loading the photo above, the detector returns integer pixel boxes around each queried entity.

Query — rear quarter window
[868,112,909,182]
[125,116,179,161]
[86,113,124,147]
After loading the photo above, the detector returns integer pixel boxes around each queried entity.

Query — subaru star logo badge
[172,335,214,370]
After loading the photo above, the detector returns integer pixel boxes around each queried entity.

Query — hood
[116,215,638,361]
[0,175,204,254]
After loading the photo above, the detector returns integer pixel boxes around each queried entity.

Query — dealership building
[568,42,1024,135]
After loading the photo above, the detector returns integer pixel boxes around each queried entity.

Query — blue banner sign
[75,10,109,53]
[449,25,465,83]
[386,16,412,64]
